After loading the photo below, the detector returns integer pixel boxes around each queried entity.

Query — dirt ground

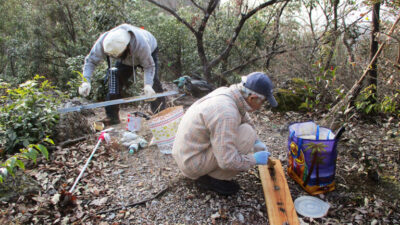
[0,95,399,224]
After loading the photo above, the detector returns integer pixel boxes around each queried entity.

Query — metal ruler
[58,91,179,113]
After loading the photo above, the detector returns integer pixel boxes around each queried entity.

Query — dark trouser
[105,48,166,120]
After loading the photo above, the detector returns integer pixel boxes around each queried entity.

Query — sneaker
[195,175,240,196]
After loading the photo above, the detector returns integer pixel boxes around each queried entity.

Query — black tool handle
[335,126,346,141]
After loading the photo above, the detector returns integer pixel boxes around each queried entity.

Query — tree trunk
[323,0,339,70]
[397,42,400,66]
[343,30,355,63]
[366,2,380,104]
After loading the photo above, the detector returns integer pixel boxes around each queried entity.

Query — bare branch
[222,45,312,76]
[377,31,400,43]
[266,0,290,68]
[382,56,400,70]
[146,0,197,34]
[198,0,220,34]
[209,0,280,69]
[301,0,317,42]
[189,0,206,14]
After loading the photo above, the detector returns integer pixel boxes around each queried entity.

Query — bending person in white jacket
[79,24,166,125]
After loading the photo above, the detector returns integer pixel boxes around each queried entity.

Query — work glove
[253,151,270,165]
[254,139,268,151]
[144,84,156,102]
[78,82,91,97]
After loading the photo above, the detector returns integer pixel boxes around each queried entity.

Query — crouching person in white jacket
[79,24,166,125]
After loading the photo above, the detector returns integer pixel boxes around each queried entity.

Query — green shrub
[356,84,400,117]
[380,91,399,115]
[0,75,63,154]
[0,138,52,183]
[65,56,87,99]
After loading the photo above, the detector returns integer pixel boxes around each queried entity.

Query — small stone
[237,213,245,223]
[211,212,220,219]
[106,213,116,220]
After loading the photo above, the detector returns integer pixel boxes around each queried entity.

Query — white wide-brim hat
[103,29,130,57]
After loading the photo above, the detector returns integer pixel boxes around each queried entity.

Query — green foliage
[0,0,398,120]
[274,78,319,112]
[274,64,345,113]
[0,138,53,183]
[355,84,379,115]
[356,85,400,117]
[0,75,63,154]
[0,0,301,90]
[298,82,320,111]
[380,92,399,115]
[311,64,344,110]
[65,69,85,99]
[151,9,198,80]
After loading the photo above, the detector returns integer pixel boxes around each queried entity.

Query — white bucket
[148,106,184,154]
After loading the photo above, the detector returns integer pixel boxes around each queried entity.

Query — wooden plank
[259,159,299,225]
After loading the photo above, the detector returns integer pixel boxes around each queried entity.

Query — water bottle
[129,143,139,154]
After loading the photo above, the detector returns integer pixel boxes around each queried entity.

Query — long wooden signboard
[259,159,299,225]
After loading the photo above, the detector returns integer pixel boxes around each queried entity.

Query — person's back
[78,24,166,125]
[172,72,278,196]
[173,87,242,176]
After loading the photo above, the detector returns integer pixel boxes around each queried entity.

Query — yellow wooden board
[259,159,299,225]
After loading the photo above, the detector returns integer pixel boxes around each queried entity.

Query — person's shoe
[98,117,120,126]
[195,175,240,196]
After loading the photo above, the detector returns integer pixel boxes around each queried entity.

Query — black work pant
[105,48,166,119]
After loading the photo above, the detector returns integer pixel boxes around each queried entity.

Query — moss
[271,78,314,112]
[273,88,304,112]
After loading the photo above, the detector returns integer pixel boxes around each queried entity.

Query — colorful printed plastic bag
[287,121,340,195]
[149,106,184,154]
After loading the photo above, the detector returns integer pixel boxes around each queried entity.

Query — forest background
[0,0,399,223]
[0,0,399,209]
[1,0,400,182]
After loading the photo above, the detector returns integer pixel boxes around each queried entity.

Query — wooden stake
[259,159,299,225]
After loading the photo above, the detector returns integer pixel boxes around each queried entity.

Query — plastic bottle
[128,143,139,154]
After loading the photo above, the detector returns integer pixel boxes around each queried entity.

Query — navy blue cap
[243,72,278,107]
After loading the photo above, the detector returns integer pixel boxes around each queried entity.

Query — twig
[59,136,88,148]
[96,186,169,214]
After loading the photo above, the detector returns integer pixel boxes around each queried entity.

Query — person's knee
[236,123,257,154]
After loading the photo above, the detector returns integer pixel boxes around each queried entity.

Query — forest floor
[0,93,399,224]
